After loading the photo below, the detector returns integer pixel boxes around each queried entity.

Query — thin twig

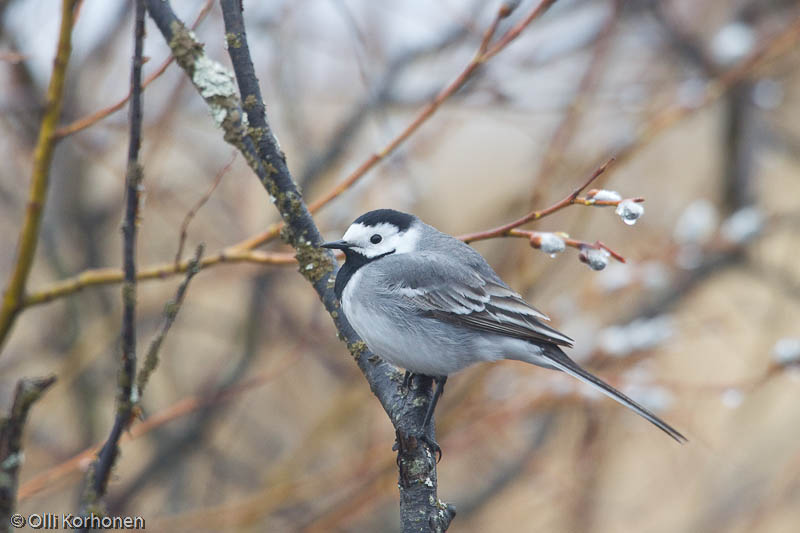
[477,2,511,55]
[19,348,299,502]
[480,0,557,62]
[82,0,145,512]
[297,24,470,188]
[459,158,615,243]
[174,153,236,266]
[0,0,79,354]
[506,229,628,263]
[306,0,557,215]
[528,0,618,206]
[157,16,800,255]
[138,245,204,395]
[53,0,215,139]
[22,249,296,308]
[228,0,558,252]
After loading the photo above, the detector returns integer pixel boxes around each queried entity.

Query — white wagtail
[322,209,686,445]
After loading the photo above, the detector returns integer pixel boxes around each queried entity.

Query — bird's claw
[401,370,413,393]
[394,431,443,463]
[419,433,442,462]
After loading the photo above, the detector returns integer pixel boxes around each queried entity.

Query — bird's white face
[340,222,421,259]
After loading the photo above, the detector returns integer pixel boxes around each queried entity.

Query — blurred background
[2,0,800,531]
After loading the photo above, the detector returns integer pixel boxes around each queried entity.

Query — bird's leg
[395,375,447,461]
[393,371,417,453]
[422,375,447,430]
[401,370,413,391]
[419,375,447,461]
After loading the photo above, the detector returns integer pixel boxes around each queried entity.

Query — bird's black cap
[353,209,415,232]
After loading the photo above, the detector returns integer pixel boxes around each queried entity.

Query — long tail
[539,345,687,443]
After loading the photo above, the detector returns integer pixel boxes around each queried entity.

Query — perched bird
[322,209,686,444]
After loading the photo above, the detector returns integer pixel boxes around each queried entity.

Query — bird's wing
[381,251,574,347]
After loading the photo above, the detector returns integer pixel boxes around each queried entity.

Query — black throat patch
[334,248,395,300]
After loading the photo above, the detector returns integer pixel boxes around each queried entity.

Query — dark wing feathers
[385,251,573,347]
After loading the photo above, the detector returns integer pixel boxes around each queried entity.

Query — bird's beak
[320,239,351,250]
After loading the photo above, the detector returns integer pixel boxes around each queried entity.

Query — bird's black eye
[370,234,382,244]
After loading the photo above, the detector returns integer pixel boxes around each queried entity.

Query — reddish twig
[459,158,615,243]
[0,51,26,63]
[528,0,619,206]
[53,0,214,139]
[306,0,557,215]
[18,348,299,502]
[138,12,800,257]
[507,229,627,263]
[174,151,236,266]
[481,0,557,62]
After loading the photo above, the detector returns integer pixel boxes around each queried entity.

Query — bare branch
[82,0,146,512]
[19,348,297,503]
[52,0,215,139]
[528,0,619,207]
[306,0,560,215]
[23,249,294,309]
[174,153,235,266]
[0,0,79,353]
[137,245,204,395]
[459,158,615,243]
[0,376,56,524]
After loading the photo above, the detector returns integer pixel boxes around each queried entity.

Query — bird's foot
[393,429,442,463]
[401,370,414,393]
[419,432,442,463]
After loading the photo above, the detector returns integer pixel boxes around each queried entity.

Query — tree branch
[0,376,57,525]
[459,158,616,242]
[174,153,235,266]
[35,1,568,525]
[23,249,295,309]
[142,0,406,429]
[82,0,146,513]
[217,1,459,528]
[0,0,79,353]
[52,0,215,139]
[137,245,204,395]
[205,0,561,254]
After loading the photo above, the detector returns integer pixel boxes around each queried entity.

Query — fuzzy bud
[499,0,521,18]
[579,247,610,271]
[615,199,644,225]
[586,189,622,203]
[531,232,566,256]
